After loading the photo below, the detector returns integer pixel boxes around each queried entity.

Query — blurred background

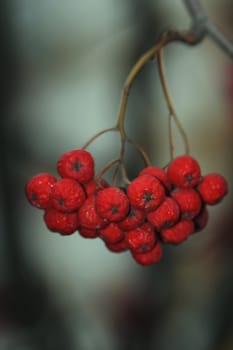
[0,0,233,349]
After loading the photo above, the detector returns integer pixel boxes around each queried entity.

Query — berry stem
[95,158,119,183]
[168,112,175,160]
[111,164,120,186]
[82,127,118,149]
[126,138,151,166]
[157,48,190,156]
[116,30,201,150]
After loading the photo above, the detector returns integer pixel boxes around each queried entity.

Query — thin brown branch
[82,127,117,149]
[157,48,190,155]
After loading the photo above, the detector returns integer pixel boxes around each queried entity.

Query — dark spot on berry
[118,186,126,193]
[163,220,172,228]
[186,174,193,183]
[141,244,148,252]
[58,198,65,206]
[31,193,38,201]
[72,161,84,172]
[128,208,136,218]
[143,193,153,202]
[111,206,119,214]
[183,211,192,219]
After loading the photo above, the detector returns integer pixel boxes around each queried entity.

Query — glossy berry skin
[194,206,209,232]
[139,166,171,191]
[105,237,128,253]
[131,241,162,266]
[147,197,180,231]
[78,195,107,230]
[44,208,79,235]
[118,207,145,231]
[25,173,57,209]
[127,174,165,212]
[95,187,129,222]
[167,155,201,188]
[57,149,94,184]
[99,223,124,244]
[160,220,194,244]
[126,223,157,254]
[171,188,202,220]
[197,173,228,205]
[78,227,99,238]
[51,178,86,212]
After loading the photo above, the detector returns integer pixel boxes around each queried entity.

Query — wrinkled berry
[127,174,165,212]
[44,208,79,235]
[197,173,228,205]
[95,187,129,222]
[57,149,94,184]
[25,173,57,209]
[147,197,180,230]
[51,178,86,212]
[167,155,201,188]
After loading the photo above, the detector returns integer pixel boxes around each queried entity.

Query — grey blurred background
[0,0,233,349]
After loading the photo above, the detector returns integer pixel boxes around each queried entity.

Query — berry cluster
[25,151,228,266]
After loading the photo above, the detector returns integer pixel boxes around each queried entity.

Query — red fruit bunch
[25,152,228,266]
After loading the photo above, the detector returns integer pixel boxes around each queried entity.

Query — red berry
[95,187,129,222]
[171,188,202,220]
[83,178,108,197]
[139,166,171,190]
[44,208,79,235]
[57,149,94,184]
[105,237,128,253]
[127,174,165,212]
[147,197,180,230]
[131,241,162,266]
[118,207,145,231]
[126,223,157,253]
[99,223,124,244]
[78,195,107,230]
[78,227,99,238]
[167,155,201,188]
[194,206,209,232]
[160,220,194,244]
[25,173,57,209]
[51,178,86,212]
[197,173,228,205]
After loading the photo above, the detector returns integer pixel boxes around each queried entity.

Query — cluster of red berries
[25,150,228,266]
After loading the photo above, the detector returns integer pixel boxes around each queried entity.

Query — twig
[183,0,233,59]
[206,21,233,59]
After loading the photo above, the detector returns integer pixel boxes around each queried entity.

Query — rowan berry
[139,166,171,191]
[105,237,128,253]
[127,174,165,212]
[167,155,201,188]
[25,173,57,209]
[197,173,228,205]
[99,223,124,244]
[57,149,94,184]
[131,241,162,266]
[118,207,145,231]
[160,220,194,244]
[171,188,201,220]
[194,206,209,232]
[95,187,129,222]
[147,197,180,231]
[44,208,79,235]
[78,227,99,238]
[126,222,157,254]
[83,178,108,197]
[78,195,107,230]
[51,178,86,212]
